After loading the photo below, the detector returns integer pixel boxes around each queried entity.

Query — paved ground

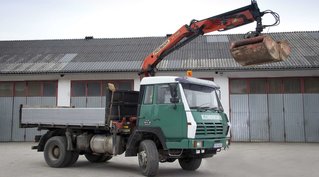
[0,142,318,177]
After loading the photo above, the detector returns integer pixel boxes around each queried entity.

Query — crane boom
[139,1,290,77]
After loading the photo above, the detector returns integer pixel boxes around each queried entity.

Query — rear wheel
[138,140,159,177]
[178,158,202,171]
[44,136,72,168]
[85,153,112,163]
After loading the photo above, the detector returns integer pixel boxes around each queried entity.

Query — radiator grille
[196,122,224,136]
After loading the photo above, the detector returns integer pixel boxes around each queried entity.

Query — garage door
[230,77,319,142]
[0,81,57,142]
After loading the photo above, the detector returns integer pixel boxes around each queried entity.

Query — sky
[0,0,318,40]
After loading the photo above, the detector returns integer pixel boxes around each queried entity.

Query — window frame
[229,77,315,94]
[72,80,134,97]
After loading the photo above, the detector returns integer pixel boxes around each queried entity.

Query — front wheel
[178,158,202,171]
[138,140,159,177]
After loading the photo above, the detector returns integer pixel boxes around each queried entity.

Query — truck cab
[138,76,229,149]
[128,76,230,174]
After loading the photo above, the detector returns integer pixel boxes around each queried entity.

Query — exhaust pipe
[230,35,291,66]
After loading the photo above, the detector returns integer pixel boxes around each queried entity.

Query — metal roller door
[304,94,319,142]
[0,97,13,141]
[230,78,319,142]
[249,94,269,141]
[12,97,27,141]
[283,94,305,142]
[268,94,285,142]
[230,95,250,141]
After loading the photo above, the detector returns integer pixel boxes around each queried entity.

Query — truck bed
[20,90,139,129]
[20,106,106,128]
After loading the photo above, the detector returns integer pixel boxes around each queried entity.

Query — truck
[20,1,290,176]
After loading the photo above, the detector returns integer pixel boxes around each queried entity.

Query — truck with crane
[20,1,290,176]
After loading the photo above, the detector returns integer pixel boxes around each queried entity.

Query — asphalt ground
[0,142,318,177]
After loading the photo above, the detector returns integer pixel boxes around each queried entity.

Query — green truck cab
[128,76,230,175]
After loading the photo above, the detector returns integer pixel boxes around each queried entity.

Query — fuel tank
[230,35,291,66]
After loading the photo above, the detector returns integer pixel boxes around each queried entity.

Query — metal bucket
[230,35,291,66]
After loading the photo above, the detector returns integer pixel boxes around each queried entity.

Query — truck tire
[178,158,202,171]
[138,140,159,177]
[85,154,112,163]
[44,136,73,168]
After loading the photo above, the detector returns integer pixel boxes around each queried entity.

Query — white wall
[213,76,229,117]
[57,79,71,106]
[134,77,141,91]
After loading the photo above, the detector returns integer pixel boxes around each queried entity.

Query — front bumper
[165,137,229,149]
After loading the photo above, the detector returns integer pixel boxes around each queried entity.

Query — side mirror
[169,84,179,104]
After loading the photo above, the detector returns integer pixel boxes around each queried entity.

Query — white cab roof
[140,76,220,89]
[140,76,179,85]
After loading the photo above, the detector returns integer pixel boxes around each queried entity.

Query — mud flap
[230,35,291,66]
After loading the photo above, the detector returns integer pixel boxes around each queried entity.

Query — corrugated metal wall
[230,95,250,141]
[249,95,269,141]
[12,97,27,141]
[0,97,13,141]
[303,94,319,142]
[230,93,319,142]
[283,94,305,142]
[71,97,87,108]
[0,96,56,142]
[71,97,103,108]
[268,94,285,142]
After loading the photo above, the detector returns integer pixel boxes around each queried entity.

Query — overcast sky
[0,0,318,40]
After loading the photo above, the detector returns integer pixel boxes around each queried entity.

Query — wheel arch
[37,129,66,152]
[125,127,167,156]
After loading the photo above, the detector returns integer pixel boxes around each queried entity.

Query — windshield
[182,83,219,110]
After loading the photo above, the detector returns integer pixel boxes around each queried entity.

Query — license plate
[213,143,223,148]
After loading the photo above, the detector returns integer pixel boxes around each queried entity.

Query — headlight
[193,140,203,148]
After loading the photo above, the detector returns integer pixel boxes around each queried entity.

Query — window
[230,77,319,94]
[143,86,153,104]
[249,79,267,94]
[28,82,41,96]
[43,82,56,96]
[284,78,301,93]
[0,82,13,96]
[305,78,319,93]
[101,80,133,96]
[15,82,27,96]
[268,79,282,94]
[88,82,101,96]
[230,79,247,94]
[72,82,86,96]
[156,84,172,104]
[118,82,132,90]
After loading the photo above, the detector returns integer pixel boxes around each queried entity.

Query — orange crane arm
[139,1,266,77]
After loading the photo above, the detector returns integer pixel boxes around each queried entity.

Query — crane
[139,0,290,77]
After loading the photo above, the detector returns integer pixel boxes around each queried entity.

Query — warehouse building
[0,31,318,142]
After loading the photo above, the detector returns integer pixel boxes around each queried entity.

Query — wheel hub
[52,146,60,159]
[139,150,147,167]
